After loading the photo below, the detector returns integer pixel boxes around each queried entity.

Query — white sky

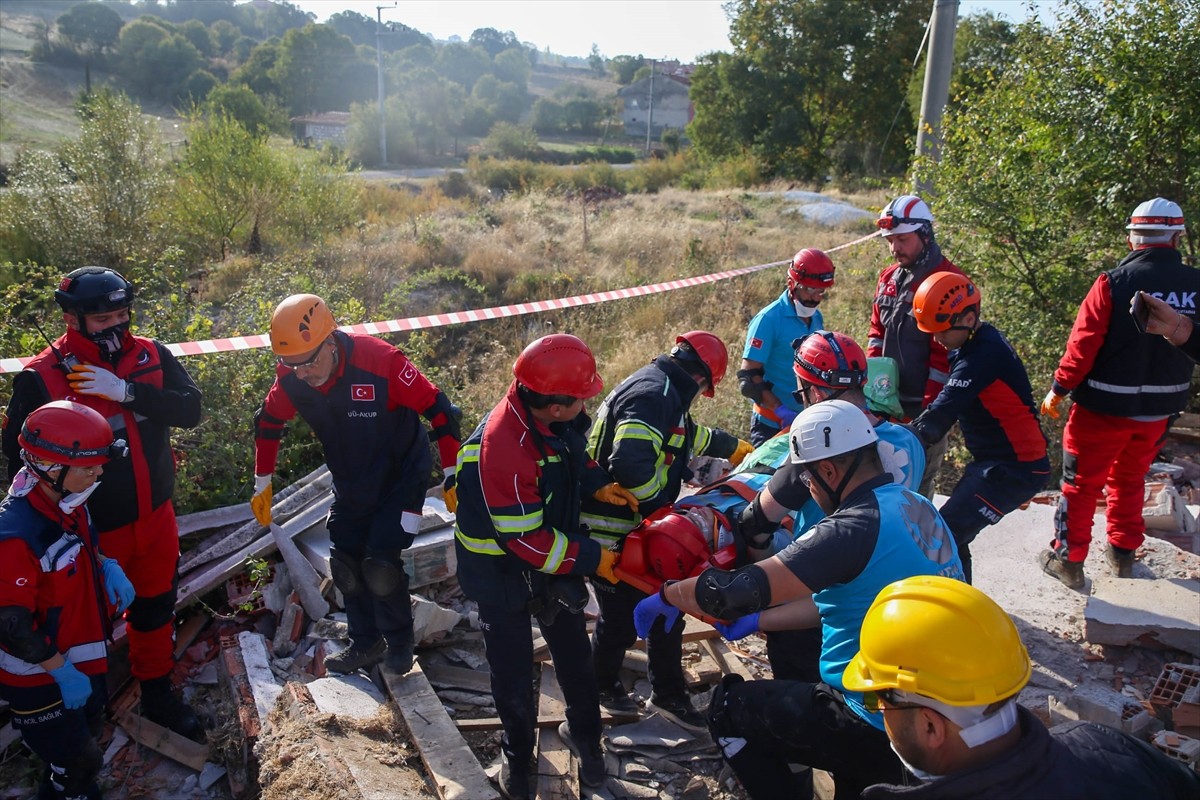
[287,0,1058,64]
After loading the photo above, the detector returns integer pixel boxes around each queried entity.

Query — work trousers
[1,675,107,799]
[1054,404,1168,561]
[917,431,949,500]
[764,627,822,683]
[99,500,180,681]
[591,577,688,700]
[708,676,907,800]
[478,593,601,764]
[939,459,1050,583]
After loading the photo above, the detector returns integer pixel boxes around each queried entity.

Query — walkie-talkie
[32,318,79,374]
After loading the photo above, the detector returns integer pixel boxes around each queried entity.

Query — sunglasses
[875,216,926,231]
[864,688,928,713]
[278,343,325,371]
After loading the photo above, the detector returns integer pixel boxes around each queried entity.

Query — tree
[436,41,491,89]
[116,18,203,102]
[269,24,373,114]
[689,0,927,180]
[210,19,240,54]
[906,12,1018,130]
[609,54,645,85]
[916,0,1200,385]
[493,47,531,91]
[57,2,123,60]
[202,82,283,134]
[179,19,215,58]
[469,27,520,58]
[232,38,281,97]
[588,44,605,76]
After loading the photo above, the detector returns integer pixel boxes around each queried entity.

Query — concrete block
[1152,730,1200,771]
[238,630,283,728]
[412,595,461,645]
[1085,577,1200,656]
[1048,686,1130,728]
[307,673,385,720]
[1144,485,1197,533]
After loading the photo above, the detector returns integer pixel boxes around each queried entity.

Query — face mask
[793,299,818,318]
[890,741,940,782]
[88,320,131,355]
[59,479,101,513]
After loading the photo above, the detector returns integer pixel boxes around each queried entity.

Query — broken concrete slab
[1085,577,1200,655]
[412,594,462,644]
[307,673,386,720]
[239,630,284,729]
[606,715,694,749]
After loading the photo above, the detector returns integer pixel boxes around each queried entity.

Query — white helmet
[877,195,934,237]
[1126,197,1185,231]
[789,398,879,466]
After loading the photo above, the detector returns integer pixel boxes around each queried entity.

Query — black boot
[381,632,415,677]
[325,637,386,674]
[140,675,203,741]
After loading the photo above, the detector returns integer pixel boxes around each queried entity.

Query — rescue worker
[730,330,926,683]
[1039,198,1200,589]
[2,267,203,738]
[1134,290,1199,361]
[635,400,964,800]
[580,331,753,730]
[845,576,1200,799]
[453,334,637,799]
[868,196,968,498]
[740,249,834,445]
[908,273,1050,584]
[0,401,134,800]
[251,294,461,677]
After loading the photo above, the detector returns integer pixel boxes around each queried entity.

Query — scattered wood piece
[382,662,498,800]
[173,611,209,660]
[632,615,719,650]
[535,663,577,800]
[456,711,632,733]
[700,638,755,681]
[115,709,210,772]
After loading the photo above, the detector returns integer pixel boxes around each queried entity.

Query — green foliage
[57,1,123,57]
[345,96,420,167]
[481,122,539,160]
[202,82,285,135]
[269,24,374,115]
[115,17,204,103]
[0,89,167,267]
[609,54,645,85]
[917,0,1200,397]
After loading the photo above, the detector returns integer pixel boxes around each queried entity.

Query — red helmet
[787,248,836,292]
[513,334,603,399]
[644,510,712,581]
[673,331,727,398]
[19,400,123,467]
[792,330,867,389]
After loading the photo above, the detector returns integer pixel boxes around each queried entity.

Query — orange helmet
[270,294,337,356]
[672,331,727,398]
[787,248,835,292]
[513,334,603,398]
[19,400,125,467]
[912,272,980,333]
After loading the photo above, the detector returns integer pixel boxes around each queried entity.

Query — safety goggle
[875,216,926,231]
[792,271,835,285]
[863,688,928,713]
[278,344,325,370]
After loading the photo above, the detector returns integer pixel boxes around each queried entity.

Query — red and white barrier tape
[0,229,880,375]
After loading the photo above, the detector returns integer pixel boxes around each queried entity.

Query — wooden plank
[383,662,499,800]
[269,522,330,620]
[535,663,576,800]
[631,615,720,650]
[174,610,209,660]
[115,710,210,772]
[421,662,492,693]
[456,710,631,733]
[700,638,755,681]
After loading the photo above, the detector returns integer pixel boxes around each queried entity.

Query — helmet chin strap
[806,447,866,509]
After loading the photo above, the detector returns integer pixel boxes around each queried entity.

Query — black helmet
[54,267,135,315]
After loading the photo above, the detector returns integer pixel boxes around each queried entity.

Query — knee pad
[361,554,408,598]
[694,564,771,620]
[329,548,363,596]
[1061,451,1078,487]
[127,588,176,632]
[736,368,770,403]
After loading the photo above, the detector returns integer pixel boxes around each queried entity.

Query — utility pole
[914,0,958,192]
[376,4,396,166]
[645,59,655,156]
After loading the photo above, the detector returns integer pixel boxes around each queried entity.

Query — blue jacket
[743,290,824,422]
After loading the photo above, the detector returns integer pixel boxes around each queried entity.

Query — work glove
[49,661,91,710]
[595,548,620,583]
[100,557,135,614]
[443,473,458,514]
[251,474,273,527]
[714,612,761,642]
[774,405,799,428]
[729,439,755,467]
[1040,390,1066,420]
[634,584,681,639]
[67,363,129,402]
[592,482,640,513]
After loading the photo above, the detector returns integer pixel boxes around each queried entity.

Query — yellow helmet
[270,294,337,356]
[842,576,1031,706]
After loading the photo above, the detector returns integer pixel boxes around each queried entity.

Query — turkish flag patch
[750,337,763,349]
[351,384,375,401]
[398,363,418,386]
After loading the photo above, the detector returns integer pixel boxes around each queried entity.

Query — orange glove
[251,474,273,527]
[444,484,458,514]
[596,548,620,583]
[593,482,640,513]
[729,439,754,467]
[1040,390,1066,420]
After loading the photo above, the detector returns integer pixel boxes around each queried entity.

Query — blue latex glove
[715,612,761,641]
[49,661,92,710]
[101,558,135,614]
[634,589,681,640]
[775,405,799,427]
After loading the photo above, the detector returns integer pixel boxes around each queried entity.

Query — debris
[115,709,211,772]
[1085,577,1200,655]
[270,522,330,620]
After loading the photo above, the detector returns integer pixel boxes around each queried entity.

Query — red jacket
[0,487,110,687]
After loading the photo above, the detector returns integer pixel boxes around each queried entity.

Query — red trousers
[1053,404,1167,561]
[99,501,181,681]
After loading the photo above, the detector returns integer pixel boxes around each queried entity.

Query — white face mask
[59,480,101,513]
[890,740,940,782]
[793,299,818,318]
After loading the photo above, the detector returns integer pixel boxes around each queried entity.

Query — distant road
[354,167,463,180]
